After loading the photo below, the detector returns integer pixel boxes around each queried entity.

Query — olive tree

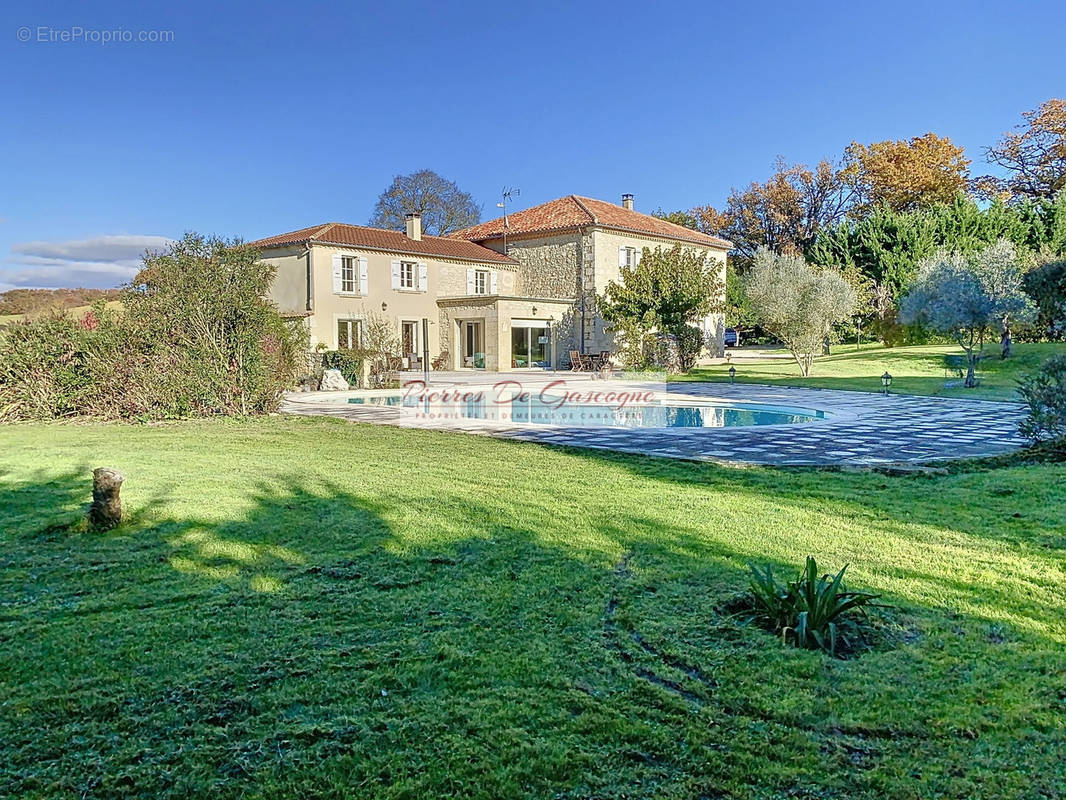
[900,240,1034,388]
[745,248,857,376]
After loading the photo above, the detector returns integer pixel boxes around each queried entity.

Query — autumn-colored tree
[842,133,970,212]
[689,205,733,238]
[695,158,854,264]
[984,99,1066,201]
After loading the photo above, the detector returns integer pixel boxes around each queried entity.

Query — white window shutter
[391,259,401,289]
[358,257,368,294]
[466,268,476,294]
[634,248,642,266]
[618,247,627,268]
[489,271,498,294]
[332,254,343,293]
[418,262,428,292]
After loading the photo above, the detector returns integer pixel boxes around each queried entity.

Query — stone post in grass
[89,468,124,530]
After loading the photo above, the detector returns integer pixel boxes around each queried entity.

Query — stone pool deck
[281,373,1029,467]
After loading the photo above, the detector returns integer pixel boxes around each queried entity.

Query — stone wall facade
[486,227,728,361]
[483,233,581,299]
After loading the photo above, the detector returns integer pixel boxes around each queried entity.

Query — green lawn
[679,342,1066,401]
[2,418,1064,799]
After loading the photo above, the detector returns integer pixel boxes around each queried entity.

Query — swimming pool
[347,394,825,428]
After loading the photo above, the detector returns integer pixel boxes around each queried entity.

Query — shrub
[1018,354,1066,443]
[1023,256,1066,340]
[0,311,109,420]
[0,233,306,421]
[745,556,883,656]
[322,348,367,387]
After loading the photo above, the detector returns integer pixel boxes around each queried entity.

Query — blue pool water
[347,395,824,428]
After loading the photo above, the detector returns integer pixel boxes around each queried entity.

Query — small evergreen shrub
[322,349,367,387]
[1018,355,1066,443]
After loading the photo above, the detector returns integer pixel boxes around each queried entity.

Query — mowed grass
[1,417,1064,799]
[680,342,1066,401]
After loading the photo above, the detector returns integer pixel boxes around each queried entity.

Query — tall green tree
[1023,255,1066,339]
[651,208,700,230]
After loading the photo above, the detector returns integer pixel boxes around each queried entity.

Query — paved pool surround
[282,372,1028,467]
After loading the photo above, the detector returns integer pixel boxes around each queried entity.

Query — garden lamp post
[881,371,892,396]
[728,365,736,384]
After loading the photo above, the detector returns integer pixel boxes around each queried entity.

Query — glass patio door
[511,321,550,368]
[401,321,418,355]
[462,321,484,369]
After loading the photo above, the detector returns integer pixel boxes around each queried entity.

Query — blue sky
[2,0,1064,289]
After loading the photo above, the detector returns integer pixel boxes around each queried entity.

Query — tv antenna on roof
[497,186,520,253]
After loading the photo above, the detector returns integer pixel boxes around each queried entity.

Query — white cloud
[1,234,174,289]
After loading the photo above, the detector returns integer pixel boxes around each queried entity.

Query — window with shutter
[331,254,343,293]
[358,257,368,294]
[340,256,357,293]
[399,261,416,289]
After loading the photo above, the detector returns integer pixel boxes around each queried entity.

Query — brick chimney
[621,193,634,211]
[405,213,422,241]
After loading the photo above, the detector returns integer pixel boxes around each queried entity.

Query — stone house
[452,194,732,359]
[252,194,730,372]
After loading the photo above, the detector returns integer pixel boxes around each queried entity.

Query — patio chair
[596,351,615,377]
[405,352,422,371]
[569,350,592,371]
[432,351,450,371]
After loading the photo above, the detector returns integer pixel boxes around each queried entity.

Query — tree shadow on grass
[1,467,1064,799]
[524,444,1066,640]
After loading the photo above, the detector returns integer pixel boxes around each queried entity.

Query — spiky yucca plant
[747,556,883,656]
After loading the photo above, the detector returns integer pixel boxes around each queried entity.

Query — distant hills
[0,288,122,317]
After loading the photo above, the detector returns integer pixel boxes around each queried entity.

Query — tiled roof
[250,223,517,264]
[451,195,732,250]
